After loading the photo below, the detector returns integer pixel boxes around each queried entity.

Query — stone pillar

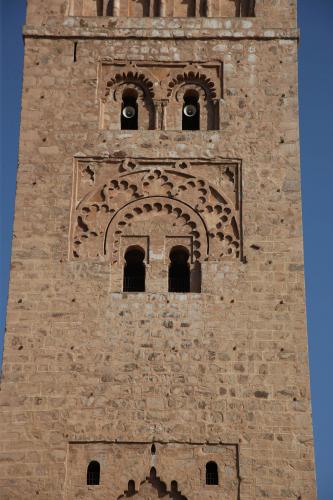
[112,0,121,16]
[159,0,166,17]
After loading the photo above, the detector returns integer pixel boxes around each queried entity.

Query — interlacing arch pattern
[72,160,241,263]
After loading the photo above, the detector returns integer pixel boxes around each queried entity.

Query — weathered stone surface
[0,0,316,499]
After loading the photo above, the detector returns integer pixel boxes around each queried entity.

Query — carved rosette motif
[70,158,242,263]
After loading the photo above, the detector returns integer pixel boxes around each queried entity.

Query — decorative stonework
[70,157,242,264]
[65,441,239,499]
[99,61,222,130]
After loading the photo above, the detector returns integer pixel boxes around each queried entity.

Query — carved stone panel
[70,157,243,264]
[65,441,240,499]
[98,60,223,130]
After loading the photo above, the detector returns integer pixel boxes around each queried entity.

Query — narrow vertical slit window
[73,42,78,63]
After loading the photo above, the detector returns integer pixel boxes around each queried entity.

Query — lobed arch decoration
[118,467,188,499]
[99,61,222,130]
[105,196,209,265]
[101,68,156,130]
[71,159,242,263]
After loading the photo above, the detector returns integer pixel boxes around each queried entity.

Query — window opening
[182,92,200,130]
[127,480,136,495]
[106,1,114,16]
[168,246,190,293]
[87,461,100,485]
[123,246,146,292]
[151,444,156,455]
[206,461,219,485]
[73,41,78,63]
[121,90,138,130]
[96,0,104,16]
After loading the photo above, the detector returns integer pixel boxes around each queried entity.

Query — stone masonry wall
[0,3,316,500]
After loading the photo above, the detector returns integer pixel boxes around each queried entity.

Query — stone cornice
[23,17,299,40]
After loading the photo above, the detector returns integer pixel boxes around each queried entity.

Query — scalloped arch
[167,71,217,100]
[104,195,210,263]
[104,70,156,99]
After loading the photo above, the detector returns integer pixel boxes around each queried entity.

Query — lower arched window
[206,461,218,485]
[168,246,190,292]
[123,246,146,292]
[87,460,100,485]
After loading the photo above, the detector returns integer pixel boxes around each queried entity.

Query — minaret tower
[0,1,316,498]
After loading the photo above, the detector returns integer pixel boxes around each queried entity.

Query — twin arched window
[122,245,200,293]
[118,84,217,131]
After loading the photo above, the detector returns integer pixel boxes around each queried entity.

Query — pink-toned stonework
[0,0,316,498]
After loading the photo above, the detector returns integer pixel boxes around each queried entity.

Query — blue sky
[0,1,332,498]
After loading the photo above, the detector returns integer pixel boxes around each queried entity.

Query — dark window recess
[206,461,219,485]
[106,0,113,16]
[182,94,200,130]
[168,246,190,292]
[236,0,256,17]
[123,247,146,292]
[121,93,138,130]
[96,0,104,16]
[87,461,100,486]
[127,480,136,495]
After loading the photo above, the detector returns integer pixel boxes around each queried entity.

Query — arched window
[168,246,190,292]
[206,461,218,485]
[182,91,200,130]
[87,460,100,485]
[121,89,139,130]
[127,480,136,495]
[123,246,146,292]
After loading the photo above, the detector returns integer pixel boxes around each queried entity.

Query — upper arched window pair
[121,88,212,131]
[123,245,201,293]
